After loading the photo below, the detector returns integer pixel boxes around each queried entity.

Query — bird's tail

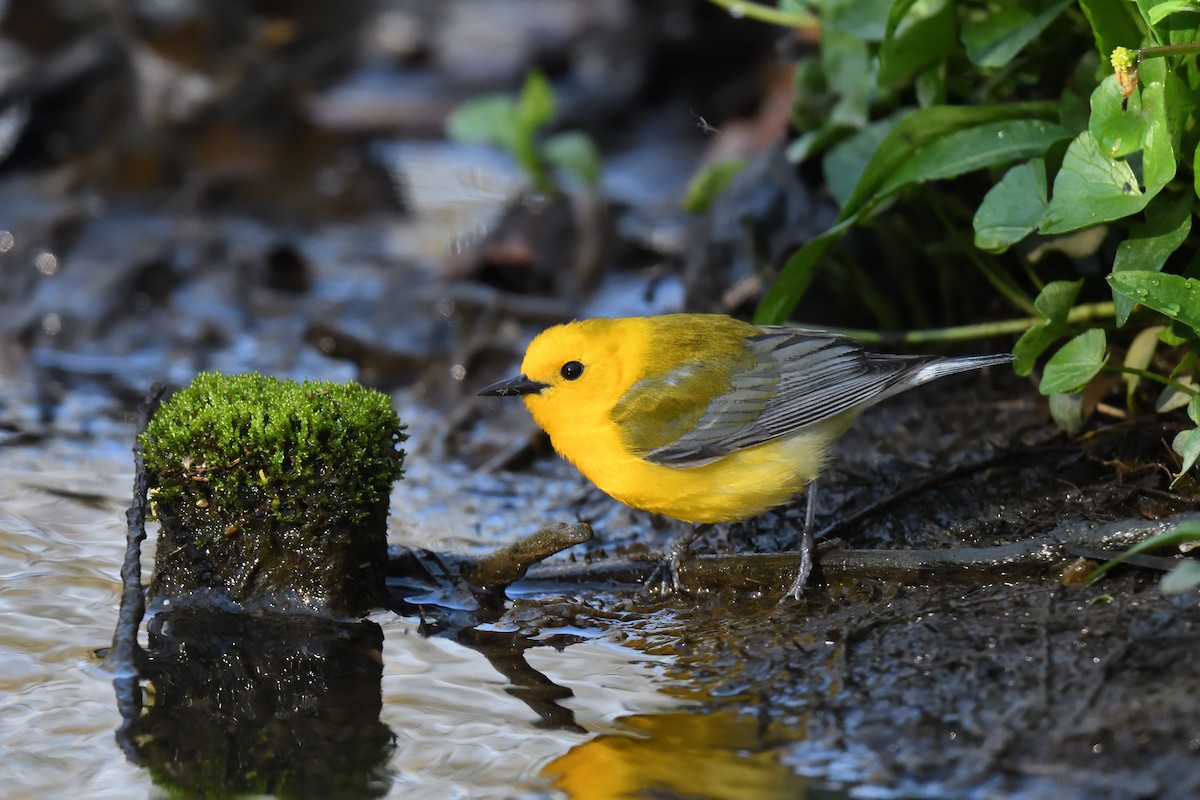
[911,353,1016,386]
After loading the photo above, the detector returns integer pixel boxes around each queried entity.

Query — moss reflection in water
[124,610,394,799]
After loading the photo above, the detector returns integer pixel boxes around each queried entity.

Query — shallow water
[0,436,687,799]
[7,401,1198,800]
[1,446,149,799]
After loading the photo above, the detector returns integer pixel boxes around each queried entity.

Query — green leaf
[1078,0,1146,61]
[914,66,946,108]
[516,72,555,136]
[1090,75,1149,159]
[1173,351,1200,381]
[973,159,1049,252]
[764,102,1064,322]
[1012,279,1084,375]
[879,0,955,84]
[787,125,844,165]
[841,103,1060,219]
[543,131,602,186]
[1108,270,1200,333]
[1161,559,1200,594]
[881,119,1068,195]
[1036,278,1086,323]
[1111,192,1194,324]
[1139,80,1176,197]
[512,72,557,191]
[1041,131,1148,234]
[789,55,827,136]
[823,29,871,128]
[1087,520,1200,582]
[1049,392,1087,436]
[1173,427,1200,486]
[1013,324,1066,376]
[1156,377,1197,413]
[1040,328,1108,394]
[1085,60,1183,215]
[1146,0,1200,25]
[681,159,747,213]
[1124,324,1163,404]
[961,0,1073,68]
[753,220,856,324]
[825,0,892,41]
[446,95,520,150]
[823,116,899,209]
[1139,0,1200,44]
[1144,56,1197,160]
[1158,1,1200,22]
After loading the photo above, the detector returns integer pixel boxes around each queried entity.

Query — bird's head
[478,318,643,434]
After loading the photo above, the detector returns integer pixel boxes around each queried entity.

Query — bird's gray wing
[644,328,933,467]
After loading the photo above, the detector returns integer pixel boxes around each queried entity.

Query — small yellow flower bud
[1110,46,1135,71]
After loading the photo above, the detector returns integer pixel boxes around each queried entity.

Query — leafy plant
[1087,519,1200,593]
[446,71,602,194]
[682,159,749,213]
[709,0,1200,481]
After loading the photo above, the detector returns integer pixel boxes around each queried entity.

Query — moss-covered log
[140,372,406,616]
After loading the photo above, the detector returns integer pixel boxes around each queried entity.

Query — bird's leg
[647,523,709,594]
[783,481,818,600]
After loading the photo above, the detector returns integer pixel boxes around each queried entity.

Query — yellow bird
[479,314,1013,597]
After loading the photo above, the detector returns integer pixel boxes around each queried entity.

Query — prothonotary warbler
[479,314,1014,598]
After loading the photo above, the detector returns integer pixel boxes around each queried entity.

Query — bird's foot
[642,523,707,597]
[780,524,815,602]
[644,552,685,596]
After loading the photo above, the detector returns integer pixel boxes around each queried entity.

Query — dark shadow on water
[115,610,394,799]
[384,554,590,734]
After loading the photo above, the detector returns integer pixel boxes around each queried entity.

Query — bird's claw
[645,552,684,596]
[641,523,706,597]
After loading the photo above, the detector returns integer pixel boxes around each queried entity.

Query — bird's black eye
[560,361,584,380]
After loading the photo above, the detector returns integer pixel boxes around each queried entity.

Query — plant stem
[706,0,819,29]
[1105,365,1199,397]
[1138,43,1200,62]
[823,301,1115,345]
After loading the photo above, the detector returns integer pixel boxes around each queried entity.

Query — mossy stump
[140,373,406,616]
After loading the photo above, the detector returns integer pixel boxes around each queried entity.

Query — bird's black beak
[478,374,548,397]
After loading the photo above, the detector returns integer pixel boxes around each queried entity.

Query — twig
[823,302,1115,347]
[110,384,165,670]
[519,512,1200,593]
[111,383,165,763]
[705,0,819,29]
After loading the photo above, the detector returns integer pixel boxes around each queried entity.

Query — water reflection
[1,448,679,798]
[545,709,812,800]
[116,610,394,798]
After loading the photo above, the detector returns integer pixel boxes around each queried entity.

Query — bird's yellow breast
[530,388,846,523]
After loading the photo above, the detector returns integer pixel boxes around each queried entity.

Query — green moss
[141,372,406,533]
